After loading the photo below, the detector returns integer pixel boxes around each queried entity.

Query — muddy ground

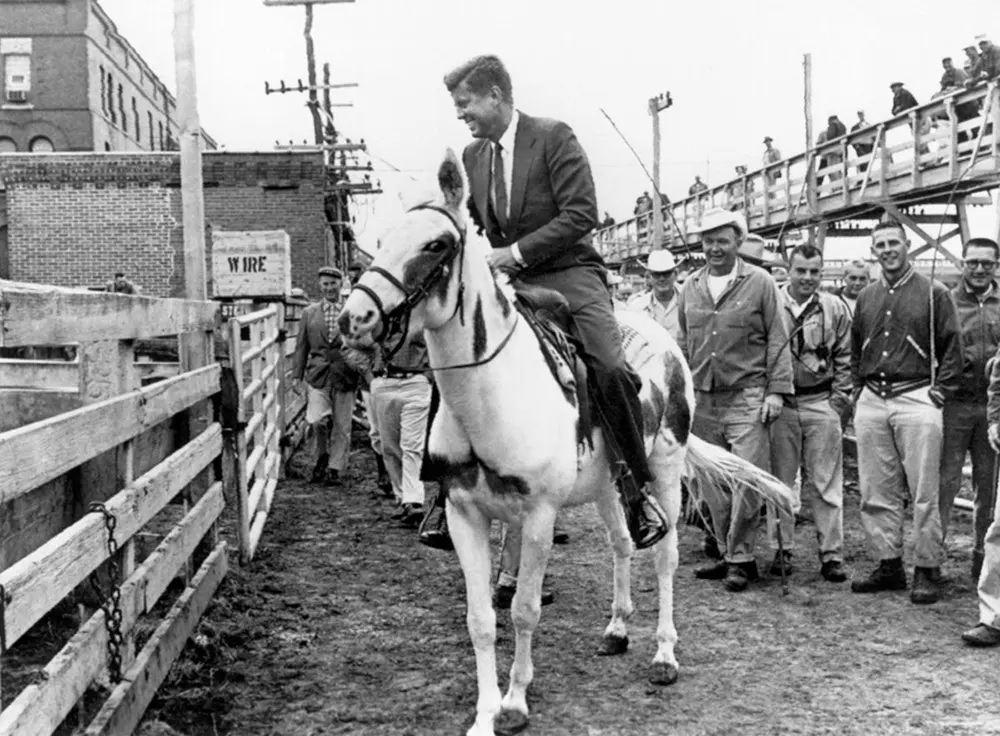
[139,436,1000,736]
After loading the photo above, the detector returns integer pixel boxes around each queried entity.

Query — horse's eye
[424,240,447,254]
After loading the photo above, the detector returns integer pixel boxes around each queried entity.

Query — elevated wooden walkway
[597,81,1000,267]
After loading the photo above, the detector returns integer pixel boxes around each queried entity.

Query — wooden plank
[232,304,278,327]
[0,424,222,647]
[0,483,224,736]
[241,362,277,404]
[0,390,81,432]
[247,446,279,518]
[0,282,218,348]
[83,543,228,736]
[0,364,220,505]
[247,476,278,559]
[134,362,181,381]
[0,359,78,390]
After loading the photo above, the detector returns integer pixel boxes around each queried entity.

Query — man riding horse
[440,54,667,551]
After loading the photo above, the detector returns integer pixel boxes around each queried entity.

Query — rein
[350,203,519,373]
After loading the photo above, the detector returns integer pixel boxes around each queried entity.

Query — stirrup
[635,489,669,549]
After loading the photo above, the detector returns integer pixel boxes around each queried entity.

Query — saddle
[511,282,596,448]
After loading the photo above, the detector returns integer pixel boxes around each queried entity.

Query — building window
[158,121,164,150]
[3,54,31,104]
[99,65,106,114]
[104,142,111,151]
[107,73,115,123]
[132,97,139,137]
[118,84,125,133]
[147,111,154,149]
[29,136,53,153]
[0,137,17,153]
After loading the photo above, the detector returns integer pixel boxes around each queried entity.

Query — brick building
[0,151,329,296]
[0,0,216,153]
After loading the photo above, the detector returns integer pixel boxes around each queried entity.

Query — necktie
[492,142,509,233]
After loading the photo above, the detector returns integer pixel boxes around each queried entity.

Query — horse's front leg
[648,443,685,686]
[447,497,502,736]
[497,503,558,733]
[594,489,634,656]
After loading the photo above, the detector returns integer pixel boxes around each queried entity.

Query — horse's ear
[438,149,465,212]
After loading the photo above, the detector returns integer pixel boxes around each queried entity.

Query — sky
[98,0,1000,257]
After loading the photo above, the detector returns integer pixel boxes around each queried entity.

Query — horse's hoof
[596,634,629,656]
[648,661,679,686]
[493,709,529,735]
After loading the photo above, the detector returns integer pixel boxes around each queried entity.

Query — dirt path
[144,440,1000,736]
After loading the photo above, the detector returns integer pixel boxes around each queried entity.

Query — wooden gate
[0,280,225,735]
[225,305,285,563]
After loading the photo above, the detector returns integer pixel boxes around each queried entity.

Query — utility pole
[265,0,381,271]
[648,90,672,249]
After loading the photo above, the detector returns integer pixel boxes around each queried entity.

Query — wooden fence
[226,306,282,563]
[0,281,226,735]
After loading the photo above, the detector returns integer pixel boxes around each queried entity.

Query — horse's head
[338,149,468,356]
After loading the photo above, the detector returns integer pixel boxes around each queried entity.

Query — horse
[338,149,797,736]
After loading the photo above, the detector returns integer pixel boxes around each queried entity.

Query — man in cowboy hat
[677,208,794,592]
[626,249,681,340]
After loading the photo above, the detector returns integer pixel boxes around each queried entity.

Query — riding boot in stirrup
[618,472,669,550]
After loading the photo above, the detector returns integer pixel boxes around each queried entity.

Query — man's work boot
[310,453,330,484]
[910,566,941,605]
[962,623,1000,647]
[851,557,907,593]
[723,560,759,592]
[618,474,668,550]
[694,560,729,580]
[323,468,341,487]
[493,583,554,610]
[702,534,723,560]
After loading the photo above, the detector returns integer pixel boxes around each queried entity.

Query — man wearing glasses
[940,238,1000,581]
[850,220,962,604]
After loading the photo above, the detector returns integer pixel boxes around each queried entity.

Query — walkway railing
[597,81,1000,263]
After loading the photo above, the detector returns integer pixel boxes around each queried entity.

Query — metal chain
[88,502,125,684]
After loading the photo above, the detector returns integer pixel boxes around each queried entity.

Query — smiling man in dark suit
[442,55,666,553]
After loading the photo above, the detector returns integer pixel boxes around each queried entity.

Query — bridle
[349,203,519,371]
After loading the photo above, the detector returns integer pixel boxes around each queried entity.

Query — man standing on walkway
[767,245,852,583]
[626,249,681,340]
[678,208,794,592]
[850,221,962,604]
[762,136,781,185]
[850,111,876,172]
[292,266,360,486]
[940,237,1000,580]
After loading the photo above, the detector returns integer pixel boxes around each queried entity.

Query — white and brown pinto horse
[338,151,795,736]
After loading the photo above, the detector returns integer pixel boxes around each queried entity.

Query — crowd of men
[628,33,999,218]
[293,51,1000,648]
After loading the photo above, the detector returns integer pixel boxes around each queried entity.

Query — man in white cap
[677,208,794,592]
[626,249,681,340]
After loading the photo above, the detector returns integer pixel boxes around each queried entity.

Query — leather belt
[795,380,833,397]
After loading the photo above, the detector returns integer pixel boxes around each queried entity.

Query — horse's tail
[682,434,799,517]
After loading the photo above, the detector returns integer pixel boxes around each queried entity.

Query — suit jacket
[292,300,360,392]
[463,112,603,276]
